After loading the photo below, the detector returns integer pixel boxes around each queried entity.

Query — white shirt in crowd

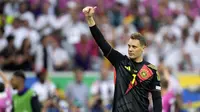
[35,44,54,72]
[184,37,200,72]
[52,47,69,66]
[91,79,115,106]
[31,80,56,103]
[62,21,89,44]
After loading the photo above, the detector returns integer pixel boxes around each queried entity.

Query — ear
[143,45,146,49]
[141,45,146,52]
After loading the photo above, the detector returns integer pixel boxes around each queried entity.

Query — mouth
[128,52,134,56]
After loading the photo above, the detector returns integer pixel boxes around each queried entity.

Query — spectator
[0,35,17,71]
[90,66,114,111]
[0,0,199,73]
[19,16,40,53]
[10,70,41,112]
[15,38,33,71]
[51,38,69,71]
[65,68,89,112]
[74,34,92,70]
[5,18,30,49]
[3,0,19,16]
[62,2,89,45]
[184,31,200,72]
[108,2,123,27]
[161,78,176,112]
[34,1,54,36]
[31,70,56,104]
[35,35,53,72]
[18,1,35,28]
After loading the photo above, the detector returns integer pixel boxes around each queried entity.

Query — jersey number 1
[131,74,137,84]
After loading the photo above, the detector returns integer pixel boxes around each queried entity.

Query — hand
[82,6,97,18]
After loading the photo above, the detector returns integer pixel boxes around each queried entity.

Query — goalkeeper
[82,6,162,112]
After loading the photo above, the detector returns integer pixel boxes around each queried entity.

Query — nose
[128,47,133,52]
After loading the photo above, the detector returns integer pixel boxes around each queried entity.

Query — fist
[82,6,97,17]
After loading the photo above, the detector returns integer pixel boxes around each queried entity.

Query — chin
[129,56,136,60]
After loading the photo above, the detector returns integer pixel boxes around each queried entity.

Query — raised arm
[82,6,124,66]
[0,71,9,88]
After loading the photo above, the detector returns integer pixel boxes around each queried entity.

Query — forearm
[0,71,9,86]
[86,16,96,27]
[152,91,162,112]
[89,25,112,57]
[31,96,41,112]
[89,23,124,66]
[84,7,124,66]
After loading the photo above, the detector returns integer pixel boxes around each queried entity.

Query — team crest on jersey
[138,65,153,81]
[141,71,147,78]
[125,65,153,94]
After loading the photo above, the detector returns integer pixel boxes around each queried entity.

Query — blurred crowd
[0,64,186,112]
[0,0,199,72]
[0,0,199,112]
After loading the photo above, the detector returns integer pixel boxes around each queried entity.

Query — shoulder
[120,55,132,64]
[144,61,157,71]
[27,89,36,95]
[67,82,76,88]
[26,89,39,99]
[31,82,40,88]
[82,83,89,89]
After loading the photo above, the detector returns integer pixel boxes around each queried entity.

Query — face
[42,2,50,14]
[19,3,27,13]
[42,36,50,46]
[100,67,109,80]
[38,72,47,83]
[10,76,19,89]
[128,39,145,60]
[52,40,59,49]
[75,70,83,83]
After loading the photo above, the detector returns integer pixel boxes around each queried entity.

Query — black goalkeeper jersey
[89,25,162,112]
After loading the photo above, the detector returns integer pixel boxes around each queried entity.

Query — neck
[161,89,167,96]
[76,81,82,84]
[101,78,107,81]
[17,84,25,92]
[134,56,143,63]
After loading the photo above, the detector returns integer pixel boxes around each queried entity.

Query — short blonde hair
[130,33,147,46]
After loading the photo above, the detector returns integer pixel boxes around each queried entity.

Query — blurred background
[0,0,199,112]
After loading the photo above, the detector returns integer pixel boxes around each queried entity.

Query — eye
[132,45,137,48]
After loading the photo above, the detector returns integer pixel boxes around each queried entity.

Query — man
[31,69,56,104]
[0,35,17,71]
[10,70,41,112]
[90,66,114,111]
[82,6,162,112]
[161,78,175,112]
[65,68,89,112]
